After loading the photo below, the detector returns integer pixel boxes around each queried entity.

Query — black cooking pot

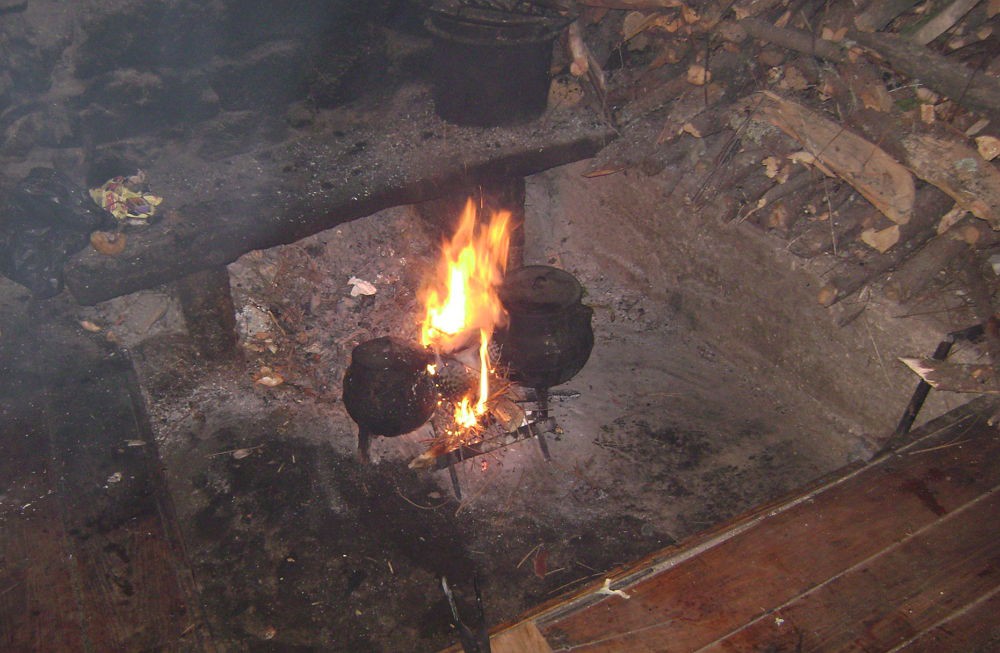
[493,265,593,389]
[342,336,437,460]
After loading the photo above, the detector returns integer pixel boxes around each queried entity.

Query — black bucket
[425,5,570,127]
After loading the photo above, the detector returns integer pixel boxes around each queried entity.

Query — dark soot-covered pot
[342,336,437,437]
[494,265,594,389]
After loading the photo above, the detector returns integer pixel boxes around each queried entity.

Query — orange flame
[420,198,511,423]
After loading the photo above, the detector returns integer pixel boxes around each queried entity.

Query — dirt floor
[0,156,960,651]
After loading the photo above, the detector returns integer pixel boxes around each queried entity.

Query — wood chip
[976,135,1000,161]
[899,358,1000,393]
[936,205,968,234]
[686,64,710,86]
[860,224,901,253]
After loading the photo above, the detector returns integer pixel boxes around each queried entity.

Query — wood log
[853,0,921,32]
[736,17,847,62]
[787,188,869,258]
[848,109,1000,230]
[849,30,1000,125]
[754,93,916,226]
[909,0,981,46]
[882,219,974,303]
[818,184,954,306]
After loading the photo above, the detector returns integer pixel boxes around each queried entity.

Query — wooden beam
[64,98,613,305]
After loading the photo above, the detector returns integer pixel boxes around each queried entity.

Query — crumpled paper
[348,276,377,297]
[90,170,162,225]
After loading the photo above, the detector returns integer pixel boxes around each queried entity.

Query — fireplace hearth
[2,2,993,652]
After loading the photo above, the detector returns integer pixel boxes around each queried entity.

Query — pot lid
[499,265,583,313]
[350,336,433,371]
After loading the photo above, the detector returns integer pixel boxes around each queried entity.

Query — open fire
[342,197,593,474]
[420,198,512,435]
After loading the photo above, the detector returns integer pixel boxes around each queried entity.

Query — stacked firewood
[565,0,1000,393]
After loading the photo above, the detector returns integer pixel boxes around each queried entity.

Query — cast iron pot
[342,336,437,461]
[493,265,593,389]
[425,2,572,126]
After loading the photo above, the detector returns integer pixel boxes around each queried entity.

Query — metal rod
[448,454,463,500]
[894,323,985,437]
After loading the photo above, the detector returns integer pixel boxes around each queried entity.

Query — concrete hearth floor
[0,162,976,651]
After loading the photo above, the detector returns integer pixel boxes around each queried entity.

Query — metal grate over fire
[342,199,593,496]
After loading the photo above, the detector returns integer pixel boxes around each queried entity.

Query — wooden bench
[61,92,614,356]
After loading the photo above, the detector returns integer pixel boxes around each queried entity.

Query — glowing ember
[420,198,511,427]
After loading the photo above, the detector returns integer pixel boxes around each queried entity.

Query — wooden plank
[896,586,1000,652]
[0,405,88,652]
[64,98,613,305]
[702,489,1000,652]
[492,621,555,653]
[539,402,1000,652]
[41,341,208,651]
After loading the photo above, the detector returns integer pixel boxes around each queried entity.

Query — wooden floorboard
[701,489,1000,652]
[538,399,1000,652]
[438,398,1000,653]
[0,323,210,652]
[896,586,1000,652]
[0,406,89,652]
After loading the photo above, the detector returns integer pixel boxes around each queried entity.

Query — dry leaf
[976,135,1000,161]
[860,224,901,252]
[80,320,102,332]
[254,366,285,387]
[686,64,710,86]
[990,0,1000,18]
[757,92,915,225]
[90,231,127,256]
[232,448,254,460]
[920,104,936,124]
